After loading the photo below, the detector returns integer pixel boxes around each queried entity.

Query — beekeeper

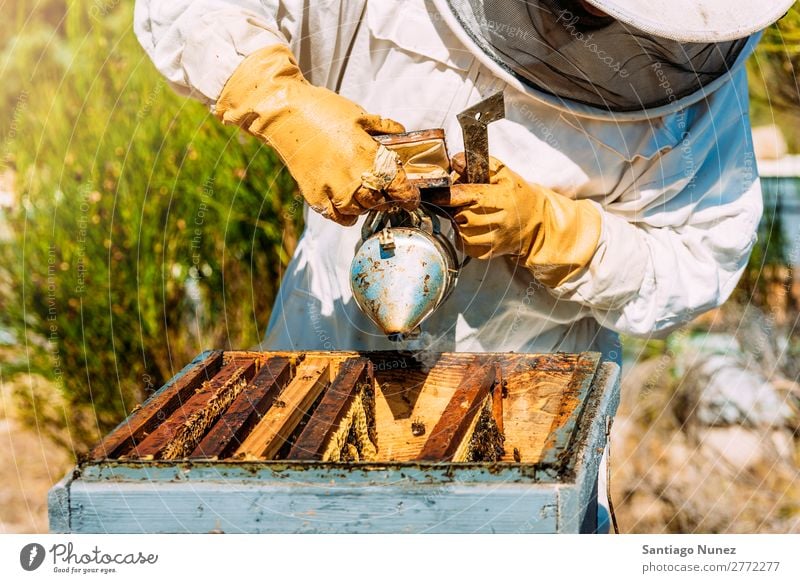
[133,0,791,361]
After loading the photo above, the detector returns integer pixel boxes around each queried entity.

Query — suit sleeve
[133,0,367,105]
[133,0,290,104]
[550,68,763,338]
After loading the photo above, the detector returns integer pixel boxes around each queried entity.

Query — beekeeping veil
[442,0,793,112]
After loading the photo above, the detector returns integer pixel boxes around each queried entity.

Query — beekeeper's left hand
[432,153,602,287]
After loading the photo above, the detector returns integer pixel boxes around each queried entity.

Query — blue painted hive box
[49,350,620,533]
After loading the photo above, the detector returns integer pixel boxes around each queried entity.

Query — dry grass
[0,371,72,533]
[610,358,800,533]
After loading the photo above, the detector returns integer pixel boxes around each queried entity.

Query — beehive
[49,350,619,533]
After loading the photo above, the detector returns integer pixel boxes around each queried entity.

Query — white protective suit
[133,0,762,362]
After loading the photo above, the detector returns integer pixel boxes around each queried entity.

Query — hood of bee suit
[439,0,772,114]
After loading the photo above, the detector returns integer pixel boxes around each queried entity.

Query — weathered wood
[498,354,579,463]
[372,352,484,461]
[367,352,587,463]
[223,350,306,370]
[189,357,294,459]
[128,359,257,460]
[416,356,499,461]
[89,350,224,460]
[288,357,374,461]
[557,361,621,532]
[492,362,505,435]
[540,352,601,469]
[77,460,563,484]
[452,394,494,462]
[48,473,72,534]
[368,352,568,463]
[234,359,331,460]
[66,479,558,534]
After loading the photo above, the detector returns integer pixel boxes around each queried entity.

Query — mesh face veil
[444,0,749,112]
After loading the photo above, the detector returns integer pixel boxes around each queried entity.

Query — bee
[411,419,426,437]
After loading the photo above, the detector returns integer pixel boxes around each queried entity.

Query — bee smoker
[350,93,505,340]
[350,203,461,341]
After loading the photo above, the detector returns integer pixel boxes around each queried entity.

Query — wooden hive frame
[90,351,517,464]
[416,357,503,462]
[53,350,620,534]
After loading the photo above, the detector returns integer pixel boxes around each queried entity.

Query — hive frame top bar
[78,350,619,485]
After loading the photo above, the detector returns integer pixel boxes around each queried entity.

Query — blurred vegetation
[750,6,800,368]
[0,0,301,449]
[734,189,789,304]
[749,3,800,151]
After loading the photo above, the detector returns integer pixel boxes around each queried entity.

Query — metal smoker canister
[350,207,460,341]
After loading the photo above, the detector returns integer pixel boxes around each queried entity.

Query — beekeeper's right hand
[214,44,420,226]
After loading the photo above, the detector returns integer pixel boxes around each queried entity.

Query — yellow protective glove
[433,154,602,287]
[214,44,419,225]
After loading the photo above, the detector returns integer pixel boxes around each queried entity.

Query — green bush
[0,1,301,450]
[748,4,800,149]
